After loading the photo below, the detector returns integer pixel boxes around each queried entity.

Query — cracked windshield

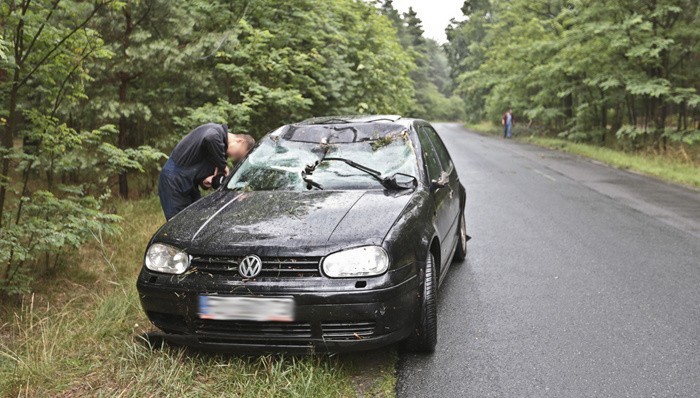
[228,129,418,191]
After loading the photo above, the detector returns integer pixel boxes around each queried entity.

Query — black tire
[454,212,468,262]
[403,251,437,353]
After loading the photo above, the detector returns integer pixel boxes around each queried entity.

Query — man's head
[508,108,513,113]
[226,133,256,161]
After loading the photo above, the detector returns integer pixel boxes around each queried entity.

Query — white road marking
[532,168,556,182]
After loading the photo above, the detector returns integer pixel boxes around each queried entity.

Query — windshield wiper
[323,157,383,183]
[301,167,324,190]
[314,157,417,190]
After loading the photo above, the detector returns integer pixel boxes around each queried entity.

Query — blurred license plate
[198,296,294,322]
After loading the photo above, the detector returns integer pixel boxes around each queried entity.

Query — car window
[227,130,419,191]
[416,126,442,181]
[420,126,453,172]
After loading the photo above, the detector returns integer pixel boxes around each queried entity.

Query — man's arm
[203,128,228,170]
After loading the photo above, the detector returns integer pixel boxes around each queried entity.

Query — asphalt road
[396,123,700,397]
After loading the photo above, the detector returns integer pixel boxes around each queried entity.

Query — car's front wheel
[403,251,437,353]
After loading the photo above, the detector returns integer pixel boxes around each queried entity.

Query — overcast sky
[391,0,465,43]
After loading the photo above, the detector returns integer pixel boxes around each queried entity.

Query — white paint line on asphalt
[532,169,556,182]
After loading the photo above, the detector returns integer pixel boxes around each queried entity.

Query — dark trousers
[158,158,201,220]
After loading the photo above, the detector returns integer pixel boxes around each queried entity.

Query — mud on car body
[137,115,469,353]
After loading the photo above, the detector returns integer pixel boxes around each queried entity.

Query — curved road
[396,123,700,397]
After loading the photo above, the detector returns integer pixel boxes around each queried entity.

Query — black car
[137,115,469,353]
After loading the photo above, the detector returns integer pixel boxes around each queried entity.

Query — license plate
[198,296,294,322]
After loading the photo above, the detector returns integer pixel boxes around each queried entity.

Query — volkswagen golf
[137,115,469,353]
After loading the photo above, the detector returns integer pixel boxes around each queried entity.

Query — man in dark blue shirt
[158,123,255,220]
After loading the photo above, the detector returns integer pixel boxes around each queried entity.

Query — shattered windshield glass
[227,128,418,191]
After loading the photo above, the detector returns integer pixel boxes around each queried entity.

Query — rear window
[227,126,418,191]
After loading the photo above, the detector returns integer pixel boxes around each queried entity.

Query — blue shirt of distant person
[502,109,514,138]
[158,123,255,220]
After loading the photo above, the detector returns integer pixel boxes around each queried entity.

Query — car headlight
[144,243,190,274]
[322,246,389,278]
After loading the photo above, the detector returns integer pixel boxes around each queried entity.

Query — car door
[416,124,455,269]
[420,124,461,262]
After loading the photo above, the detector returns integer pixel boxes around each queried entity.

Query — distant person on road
[502,109,514,138]
[158,123,255,220]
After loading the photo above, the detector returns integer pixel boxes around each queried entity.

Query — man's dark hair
[234,134,256,150]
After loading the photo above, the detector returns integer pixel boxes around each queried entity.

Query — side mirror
[385,173,418,190]
[430,171,450,191]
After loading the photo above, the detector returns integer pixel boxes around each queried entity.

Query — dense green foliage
[0,0,448,294]
[446,0,700,151]
[0,0,163,295]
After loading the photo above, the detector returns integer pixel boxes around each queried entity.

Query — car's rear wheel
[453,212,468,262]
[403,251,437,353]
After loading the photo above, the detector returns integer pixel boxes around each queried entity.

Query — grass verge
[465,122,700,189]
[465,121,501,136]
[0,196,397,398]
[522,136,700,188]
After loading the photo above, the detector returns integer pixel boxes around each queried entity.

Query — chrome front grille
[190,255,322,278]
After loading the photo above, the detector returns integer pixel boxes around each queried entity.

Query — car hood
[154,189,413,257]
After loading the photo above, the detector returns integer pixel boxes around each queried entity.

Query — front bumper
[136,264,419,353]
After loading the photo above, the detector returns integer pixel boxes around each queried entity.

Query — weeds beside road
[522,136,700,188]
[466,122,700,189]
[0,198,396,398]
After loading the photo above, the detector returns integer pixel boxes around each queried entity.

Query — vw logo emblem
[238,255,262,278]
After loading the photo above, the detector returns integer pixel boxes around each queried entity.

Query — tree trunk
[681,102,687,131]
[625,95,635,127]
[599,91,607,145]
[656,102,667,152]
[117,6,134,199]
[563,92,573,129]
[611,104,623,138]
[0,83,19,228]
[118,80,129,198]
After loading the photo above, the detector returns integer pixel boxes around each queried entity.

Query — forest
[445,0,700,151]
[0,0,464,294]
[1,0,699,294]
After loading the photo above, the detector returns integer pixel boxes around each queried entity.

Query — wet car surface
[137,115,469,353]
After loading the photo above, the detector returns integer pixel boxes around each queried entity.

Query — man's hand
[203,167,219,188]
[224,165,230,176]
[202,175,214,188]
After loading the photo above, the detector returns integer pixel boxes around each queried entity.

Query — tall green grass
[464,122,700,189]
[523,136,700,188]
[0,197,396,397]
[465,121,502,136]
